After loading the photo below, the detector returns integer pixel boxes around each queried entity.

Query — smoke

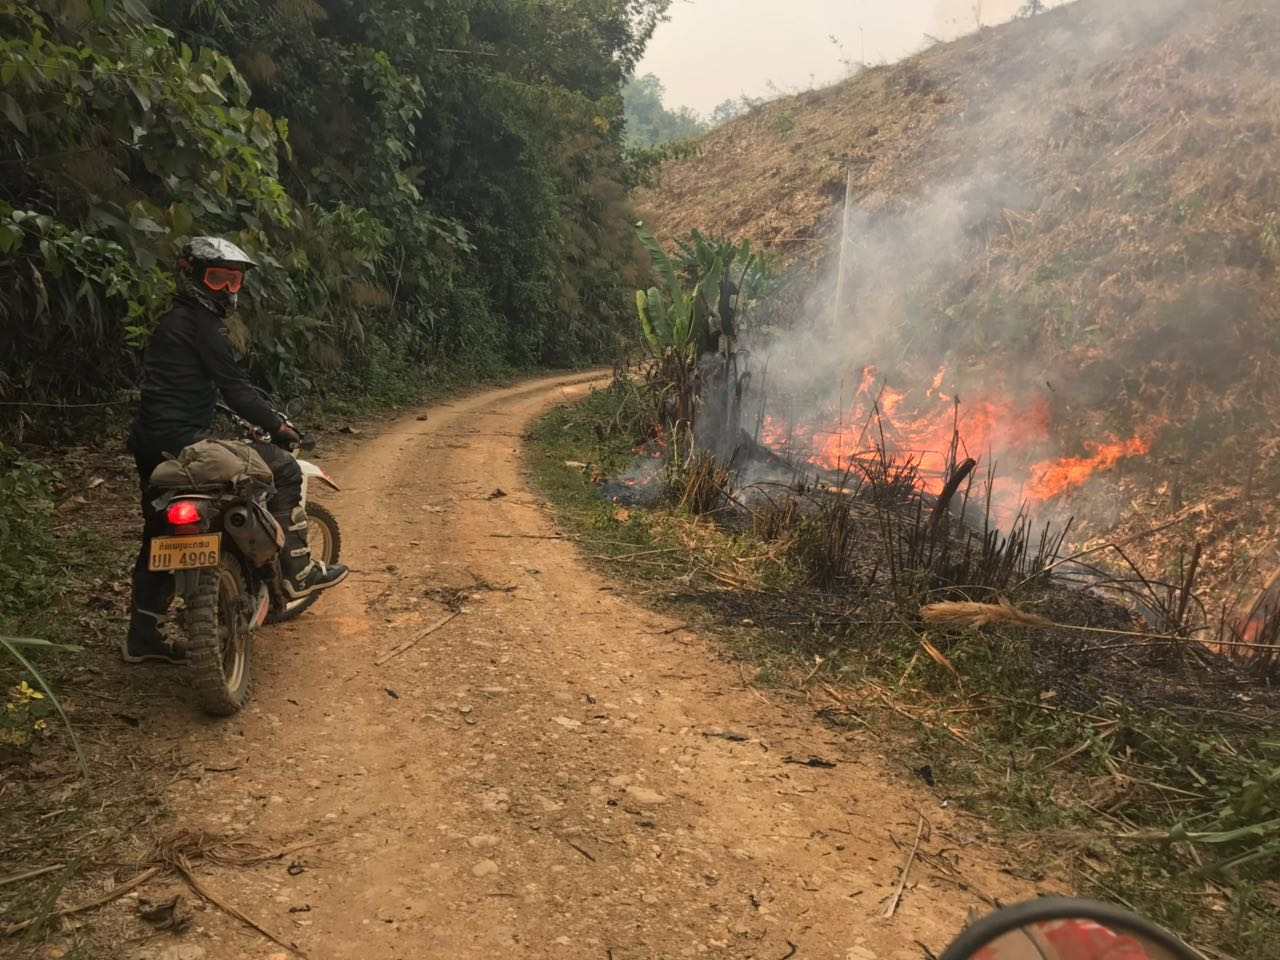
[721,0,1230,524]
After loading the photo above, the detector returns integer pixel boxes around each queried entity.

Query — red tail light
[167,500,202,526]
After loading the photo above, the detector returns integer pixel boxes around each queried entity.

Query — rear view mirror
[940,899,1201,960]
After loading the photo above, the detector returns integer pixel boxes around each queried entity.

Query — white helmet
[177,236,258,315]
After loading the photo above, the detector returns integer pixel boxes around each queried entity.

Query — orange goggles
[202,266,244,294]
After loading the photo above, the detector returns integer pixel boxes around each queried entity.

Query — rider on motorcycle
[123,237,349,664]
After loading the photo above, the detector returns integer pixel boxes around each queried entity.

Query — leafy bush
[1,0,673,437]
[0,444,58,620]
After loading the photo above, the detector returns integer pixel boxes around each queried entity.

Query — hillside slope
[637,0,1280,605]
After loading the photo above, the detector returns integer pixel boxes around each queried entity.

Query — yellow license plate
[149,533,221,572]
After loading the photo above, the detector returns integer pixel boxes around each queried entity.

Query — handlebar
[215,402,314,453]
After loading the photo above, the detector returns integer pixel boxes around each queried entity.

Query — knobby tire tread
[186,558,252,716]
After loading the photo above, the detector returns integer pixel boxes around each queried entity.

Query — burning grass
[639,0,1280,643]
[528,380,1280,958]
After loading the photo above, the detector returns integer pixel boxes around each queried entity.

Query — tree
[623,73,708,146]
[1,0,675,422]
[709,96,758,127]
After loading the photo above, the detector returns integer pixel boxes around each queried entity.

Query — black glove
[273,422,302,450]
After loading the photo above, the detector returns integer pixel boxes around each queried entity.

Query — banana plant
[635,281,713,355]
[634,225,777,431]
[635,226,719,357]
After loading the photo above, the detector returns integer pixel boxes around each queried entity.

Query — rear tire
[186,553,253,716]
[266,501,342,624]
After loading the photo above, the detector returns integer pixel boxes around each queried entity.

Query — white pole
[832,165,856,332]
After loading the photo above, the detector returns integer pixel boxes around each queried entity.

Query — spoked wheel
[267,501,343,625]
[186,553,253,716]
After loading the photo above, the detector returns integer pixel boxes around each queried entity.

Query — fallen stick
[0,864,64,887]
[2,866,162,936]
[589,546,683,562]
[562,838,597,863]
[174,857,307,959]
[883,814,926,919]
[488,533,570,540]
[928,458,977,532]
[375,611,462,666]
[876,690,974,747]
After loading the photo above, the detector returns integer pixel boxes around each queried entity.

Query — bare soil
[85,374,1047,959]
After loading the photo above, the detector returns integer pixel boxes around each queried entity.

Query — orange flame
[760,365,1153,509]
[1025,436,1150,502]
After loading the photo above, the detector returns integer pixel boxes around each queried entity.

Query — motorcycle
[941,897,1201,960]
[145,404,342,716]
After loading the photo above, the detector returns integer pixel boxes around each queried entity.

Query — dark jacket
[129,296,281,455]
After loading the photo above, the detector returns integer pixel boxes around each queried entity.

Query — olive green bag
[148,439,273,489]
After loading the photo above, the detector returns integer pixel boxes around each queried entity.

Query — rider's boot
[278,506,349,599]
[119,608,188,665]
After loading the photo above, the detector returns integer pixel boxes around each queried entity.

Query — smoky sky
[639,0,1046,115]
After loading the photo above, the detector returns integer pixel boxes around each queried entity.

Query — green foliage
[1,637,86,775]
[634,226,714,356]
[635,226,776,356]
[0,0,291,404]
[0,443,59,619]
[1,0,674,434]
[633,225,777,434]
[1262,212,1280,262]
[1170,761,1280,875]
[0,444,85,771]
[622,73,707,147]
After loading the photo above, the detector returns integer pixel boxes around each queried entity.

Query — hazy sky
[637,0,1032,115]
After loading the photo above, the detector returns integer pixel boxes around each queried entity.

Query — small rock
[468,834,500,848]
[472,859,500,877]
[551,716,581,729]
[625,785,668,805]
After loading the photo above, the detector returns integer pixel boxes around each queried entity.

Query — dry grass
[920,599,1053,629]
[673,450,731,515]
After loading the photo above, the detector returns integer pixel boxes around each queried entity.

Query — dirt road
[140,373,1039,960]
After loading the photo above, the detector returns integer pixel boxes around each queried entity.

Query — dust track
[144,373,1039,960]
